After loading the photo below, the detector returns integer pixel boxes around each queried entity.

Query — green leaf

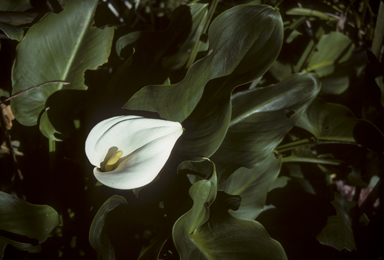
[115,31,141,59]
[268,60,292,81]
[305,32,355,77]
[11,0,114,126]
[39,108,62,141]
[286,8,338,21]
[161,3,208,70]
[89,195,128,260]
[0,192,59,257]
[0,12,37,26]
[295,98,384,146]
[173,161,217,260]
[0,22,23,41]
[320,76,349,95]
[124,4,284,123]
[296,98,356,141]
[173,162,287,260]
[218,153,282,220]
[39,89,86,141]
[0,0,32,12]
[282,145,344,165]
[108,5,196,104]
[316,192,357,251]
[210,73,320,182]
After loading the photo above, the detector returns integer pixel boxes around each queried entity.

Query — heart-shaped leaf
[0,192,59,257]
[11,0,114,126]
[211,73,320,181]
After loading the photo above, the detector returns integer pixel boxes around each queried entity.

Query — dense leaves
[11,0,113,128]
[1,0,384,259]
[173,162,287,260]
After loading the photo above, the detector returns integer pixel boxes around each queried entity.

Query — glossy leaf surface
[211,73,320,181]
[11,0,114,126]
[124,4,284,123]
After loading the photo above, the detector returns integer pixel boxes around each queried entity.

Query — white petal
[93,124,183,189]
[85,115,142,167]
[85,115,183,189]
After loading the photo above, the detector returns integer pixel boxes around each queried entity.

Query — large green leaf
[316,193,357,251]
[0,192,59,257]
[210,73,320,181]
[305,32,355,77]
[218,153,282,220]
[124,4,284,123]
[295,98,384,148]
[89,195,128,260]
[0,0,31,12]
[11,0,114,126]
[173,163,287,260]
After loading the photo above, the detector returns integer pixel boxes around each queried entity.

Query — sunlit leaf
[89,195,128,260]
[11,0,114,126]
[0,192,59,257]
[316,192,357,251]
[210,73,320,181]
[305,32,355,77]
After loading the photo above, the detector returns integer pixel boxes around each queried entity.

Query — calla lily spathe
[85,115,183,189]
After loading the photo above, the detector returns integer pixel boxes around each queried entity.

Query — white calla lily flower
[85,115,183,189]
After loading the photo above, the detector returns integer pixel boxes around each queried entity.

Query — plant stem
[0,81,69,105]
[282,156,342,165]
[49,139,56,174]
[277,137,358,153]
[276,138,316,153]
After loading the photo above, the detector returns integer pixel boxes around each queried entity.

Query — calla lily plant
[85,115,183,189]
